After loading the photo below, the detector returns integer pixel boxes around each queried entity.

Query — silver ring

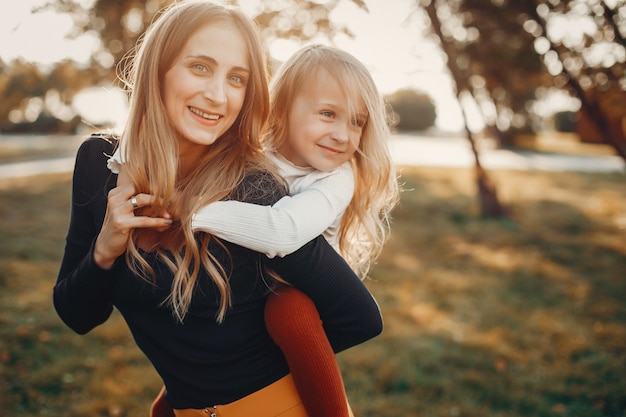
[130,195,139,209]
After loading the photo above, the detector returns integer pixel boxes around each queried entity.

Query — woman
[53,2,382,416]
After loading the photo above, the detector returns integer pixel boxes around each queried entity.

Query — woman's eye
[230,74,246,85]
[321,111,335,118]
[192,64,207,72]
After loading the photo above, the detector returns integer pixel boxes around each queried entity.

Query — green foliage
[0,0,368,133]
[423,0,626,154]
[0,60,43,129]
[5,113,83,134]
[253,0,366,45]
[386,89,436,132]
[0,59,100,133]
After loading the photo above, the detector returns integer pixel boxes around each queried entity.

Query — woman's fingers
[131,213,173,229]
[110,184,167,216]
[130,195,140,210]
[124,193,173,229]
[94,187,173,269]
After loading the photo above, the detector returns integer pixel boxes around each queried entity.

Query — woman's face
[163,20,249,155]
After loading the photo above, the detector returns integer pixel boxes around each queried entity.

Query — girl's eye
[351,117,366,128]
[321,110,335,118]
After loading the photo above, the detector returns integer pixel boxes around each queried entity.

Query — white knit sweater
[192,152,354,257]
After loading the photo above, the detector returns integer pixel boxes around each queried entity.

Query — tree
[253,0,367,50]
[42,0,173,81]
[0,58,99,133]
[421,0,625,157]
[45,0,367,75]
[422,0,506,217]
[519,0,626,161]
[412,0,626,215]
[0,60,45,131]
[417,0,552,147]
[386,89,437,131]
[413,0,625,157]
[0,0,367,131]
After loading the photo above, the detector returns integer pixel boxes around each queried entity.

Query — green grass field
[0,165,624,417]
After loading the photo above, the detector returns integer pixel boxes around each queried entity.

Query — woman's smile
[188,106,221,121]
[163,20,249,153]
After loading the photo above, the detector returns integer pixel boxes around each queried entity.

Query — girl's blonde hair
[117,1,272,322]
[264,44,400,278]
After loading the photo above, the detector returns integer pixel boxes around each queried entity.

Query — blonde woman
[53,3,382,417]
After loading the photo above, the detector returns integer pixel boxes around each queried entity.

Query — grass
[0,135,81,164]
[0,165,624,417]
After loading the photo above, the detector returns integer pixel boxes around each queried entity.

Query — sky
[0,0,472,130]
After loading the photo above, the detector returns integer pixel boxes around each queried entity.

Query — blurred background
[0,1,625,416]
[3,0,465,133]
[1,0,624,145]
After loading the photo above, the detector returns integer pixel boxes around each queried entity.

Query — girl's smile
[280,68,367,171]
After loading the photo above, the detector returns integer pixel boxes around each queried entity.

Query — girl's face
[280,68,367,171]
[163,20,249,156]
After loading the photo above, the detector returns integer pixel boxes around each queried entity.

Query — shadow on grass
[0,167,624,416]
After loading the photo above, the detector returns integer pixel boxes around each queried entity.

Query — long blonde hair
[264,44,400,278]
[117,1,272,322]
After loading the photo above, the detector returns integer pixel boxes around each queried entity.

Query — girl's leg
[150,386,175,417]
[265,286,350,417]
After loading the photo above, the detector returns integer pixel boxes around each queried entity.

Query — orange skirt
[173,374,308,417]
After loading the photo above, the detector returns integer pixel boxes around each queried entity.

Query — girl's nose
[331,122,350,143]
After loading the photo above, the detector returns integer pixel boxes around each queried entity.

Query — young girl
[196,45,399,416]
[110,44,398,417]
[199,44,399,414]
[192,44,398,279]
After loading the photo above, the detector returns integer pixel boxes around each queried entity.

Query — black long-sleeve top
[53,136,383,409]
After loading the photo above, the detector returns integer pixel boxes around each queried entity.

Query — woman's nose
[203,78,227,104]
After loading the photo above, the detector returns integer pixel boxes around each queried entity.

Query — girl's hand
[93,184,173,269]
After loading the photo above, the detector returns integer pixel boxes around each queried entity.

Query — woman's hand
[93,183,173,270]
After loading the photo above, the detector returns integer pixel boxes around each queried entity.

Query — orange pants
[172,374,308,417]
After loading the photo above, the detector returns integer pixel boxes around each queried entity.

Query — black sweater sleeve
[53,136,120,334]
[267,237,383,353]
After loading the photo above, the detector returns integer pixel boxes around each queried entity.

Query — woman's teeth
[190,107,219,120]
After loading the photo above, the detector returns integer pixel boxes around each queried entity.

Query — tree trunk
[424,0,506,217]
[602,0,626,48]
[459,95,507,217]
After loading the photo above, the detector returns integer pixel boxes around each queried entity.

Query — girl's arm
[236,169,381,353]
[191,165,354,257]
